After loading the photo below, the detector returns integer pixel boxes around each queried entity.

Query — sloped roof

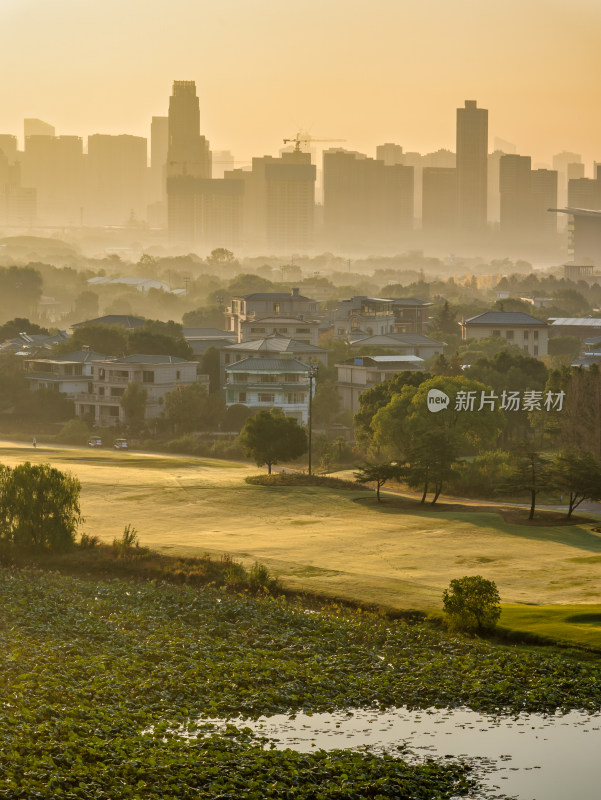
[72,315,146,329]
[109,354,191,364]
[183,328,235,339]
[350,333,446,347]
[241,316,319,325]
[465,311,547,326]
[27,349,110,363]
[550,317,601,327]
[225,357,309,372]
[225,334,325,353]
[241,292,314,301]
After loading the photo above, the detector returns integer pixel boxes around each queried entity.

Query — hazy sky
[1,0,599,169]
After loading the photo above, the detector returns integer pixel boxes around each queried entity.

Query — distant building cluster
[1,89,601,259]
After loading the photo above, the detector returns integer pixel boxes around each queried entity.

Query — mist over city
[2,2,601,799]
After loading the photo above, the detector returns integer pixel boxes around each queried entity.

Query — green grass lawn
[1,439,601,649]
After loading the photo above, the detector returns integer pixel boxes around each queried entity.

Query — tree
[127,330,193,360]
[55,324,127,357]
[0,462,82,551]
[163,382,209,433]
[201,346,221,394]
[120,382,147,428]
[442,575,501,634]
[503,449,551,520]
[0,318,49,340]
[354,462,403,502]
[429,301,460,336]
[239,409,307,473]
[312,382,341,426]
[550,448,601,519]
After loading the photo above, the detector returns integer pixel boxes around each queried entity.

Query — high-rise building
[568,175,601,210]
[24,119,55,139]
[499,155,558,243]
[227,151,316,251]
[21,135,84,226]
[167,81,211,179]
[166,81,213,243]
[456,100,488,233]
[323,149,412,251]
[0,135,18,164]
[422,167,457,234]
[86,134,147,226]
[499,154,532,238]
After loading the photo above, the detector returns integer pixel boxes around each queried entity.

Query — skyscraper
[166,81,212,243]
[167,81,211,179]
[456,100,488,233]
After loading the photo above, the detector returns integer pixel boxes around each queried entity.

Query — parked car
[113,438,128,450]
[88,436,103,448]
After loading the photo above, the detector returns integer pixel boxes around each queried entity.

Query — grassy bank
[1,440,600,649]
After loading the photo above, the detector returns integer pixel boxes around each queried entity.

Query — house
[349,332,446,360]
[461,311,548,357]
[182,327,237,357]
[24,349,111,395]
[336,355,426,414]
[548,317,601,342]
[224,357,314,424]
[390,298,432,334]
[333,296,395,338]
[225,288,319,341]
[74,354,199,426]
[239,316,320,346]
[0,330,70,356]
[221,333,327,386]
[71,315,146,330]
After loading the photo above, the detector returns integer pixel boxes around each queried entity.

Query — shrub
[57,418,90,445]
[442,575,501,634]
[0,462,82,551]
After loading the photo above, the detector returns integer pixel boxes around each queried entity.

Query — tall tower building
[456,100,488,233]
[166,81,213,244]
[167,81,211,179]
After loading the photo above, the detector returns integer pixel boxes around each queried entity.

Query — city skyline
[1,0,600,167]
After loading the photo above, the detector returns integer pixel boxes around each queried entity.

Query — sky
[1,0,600,169]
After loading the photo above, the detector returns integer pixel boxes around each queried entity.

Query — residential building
[182,328,237,357]
[239,316,320,346]
[0,330,69,356]
[333,296,395,338]
[86,134,148,225]
[461,311,548,357]
[226,151,316,250]
[221,333,327,385]
[75,354,198,425]
[71,315,147,330]
[349,332,446,360]
[225,288,319,341]
[224,357,314,424]
[391,298,432,334]
[548,317,601,341]
[323,149,413,251]
[422,167,457,234]
[336,355,426,414]
[24,349,109,395]
[456,100,488,233]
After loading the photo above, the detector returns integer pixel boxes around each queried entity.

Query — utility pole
[307,364,318,475]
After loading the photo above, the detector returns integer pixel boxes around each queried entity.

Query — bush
[448,451,515,498]
[442,575,501,634]
[57,418,90,445]
[0,462,82,551]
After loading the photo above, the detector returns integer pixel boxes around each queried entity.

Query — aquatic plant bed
[1,571,601,798]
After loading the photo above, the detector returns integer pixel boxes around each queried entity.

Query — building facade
[461,311,549,357]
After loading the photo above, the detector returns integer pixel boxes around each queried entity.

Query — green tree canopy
[239,409,308,473]
[550,448,601,519]
[120,382,147,428]
[442,575,501,634]
[354,461,403,502]
[163,382,209,433]
[0,462,82,551]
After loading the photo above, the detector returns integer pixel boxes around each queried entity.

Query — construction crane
[283,133,346,153]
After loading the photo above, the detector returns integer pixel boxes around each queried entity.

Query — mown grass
[1,439,601,649]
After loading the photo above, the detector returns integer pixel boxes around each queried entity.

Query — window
[260,375,277,382]
[534,345,539,356]
[99,368,105,380]
[143,371,154,383]
[110,387,125,397]
[283,373,299,382]
[505,330,514,340]
[337,328,345,335]
[258,393,275,403]
[492,330,501,337]
[295,328,310,334]
[273,303,280,313]
[523,330,529,340]
[238,392,247,402]
[109,407,120,417]
[250,327,266,334]
[534,330,539,341]
[99,387,105,397]
[176,370,180,380]
[287,392,306,403]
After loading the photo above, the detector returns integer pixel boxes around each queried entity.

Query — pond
[183,706,601,800]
